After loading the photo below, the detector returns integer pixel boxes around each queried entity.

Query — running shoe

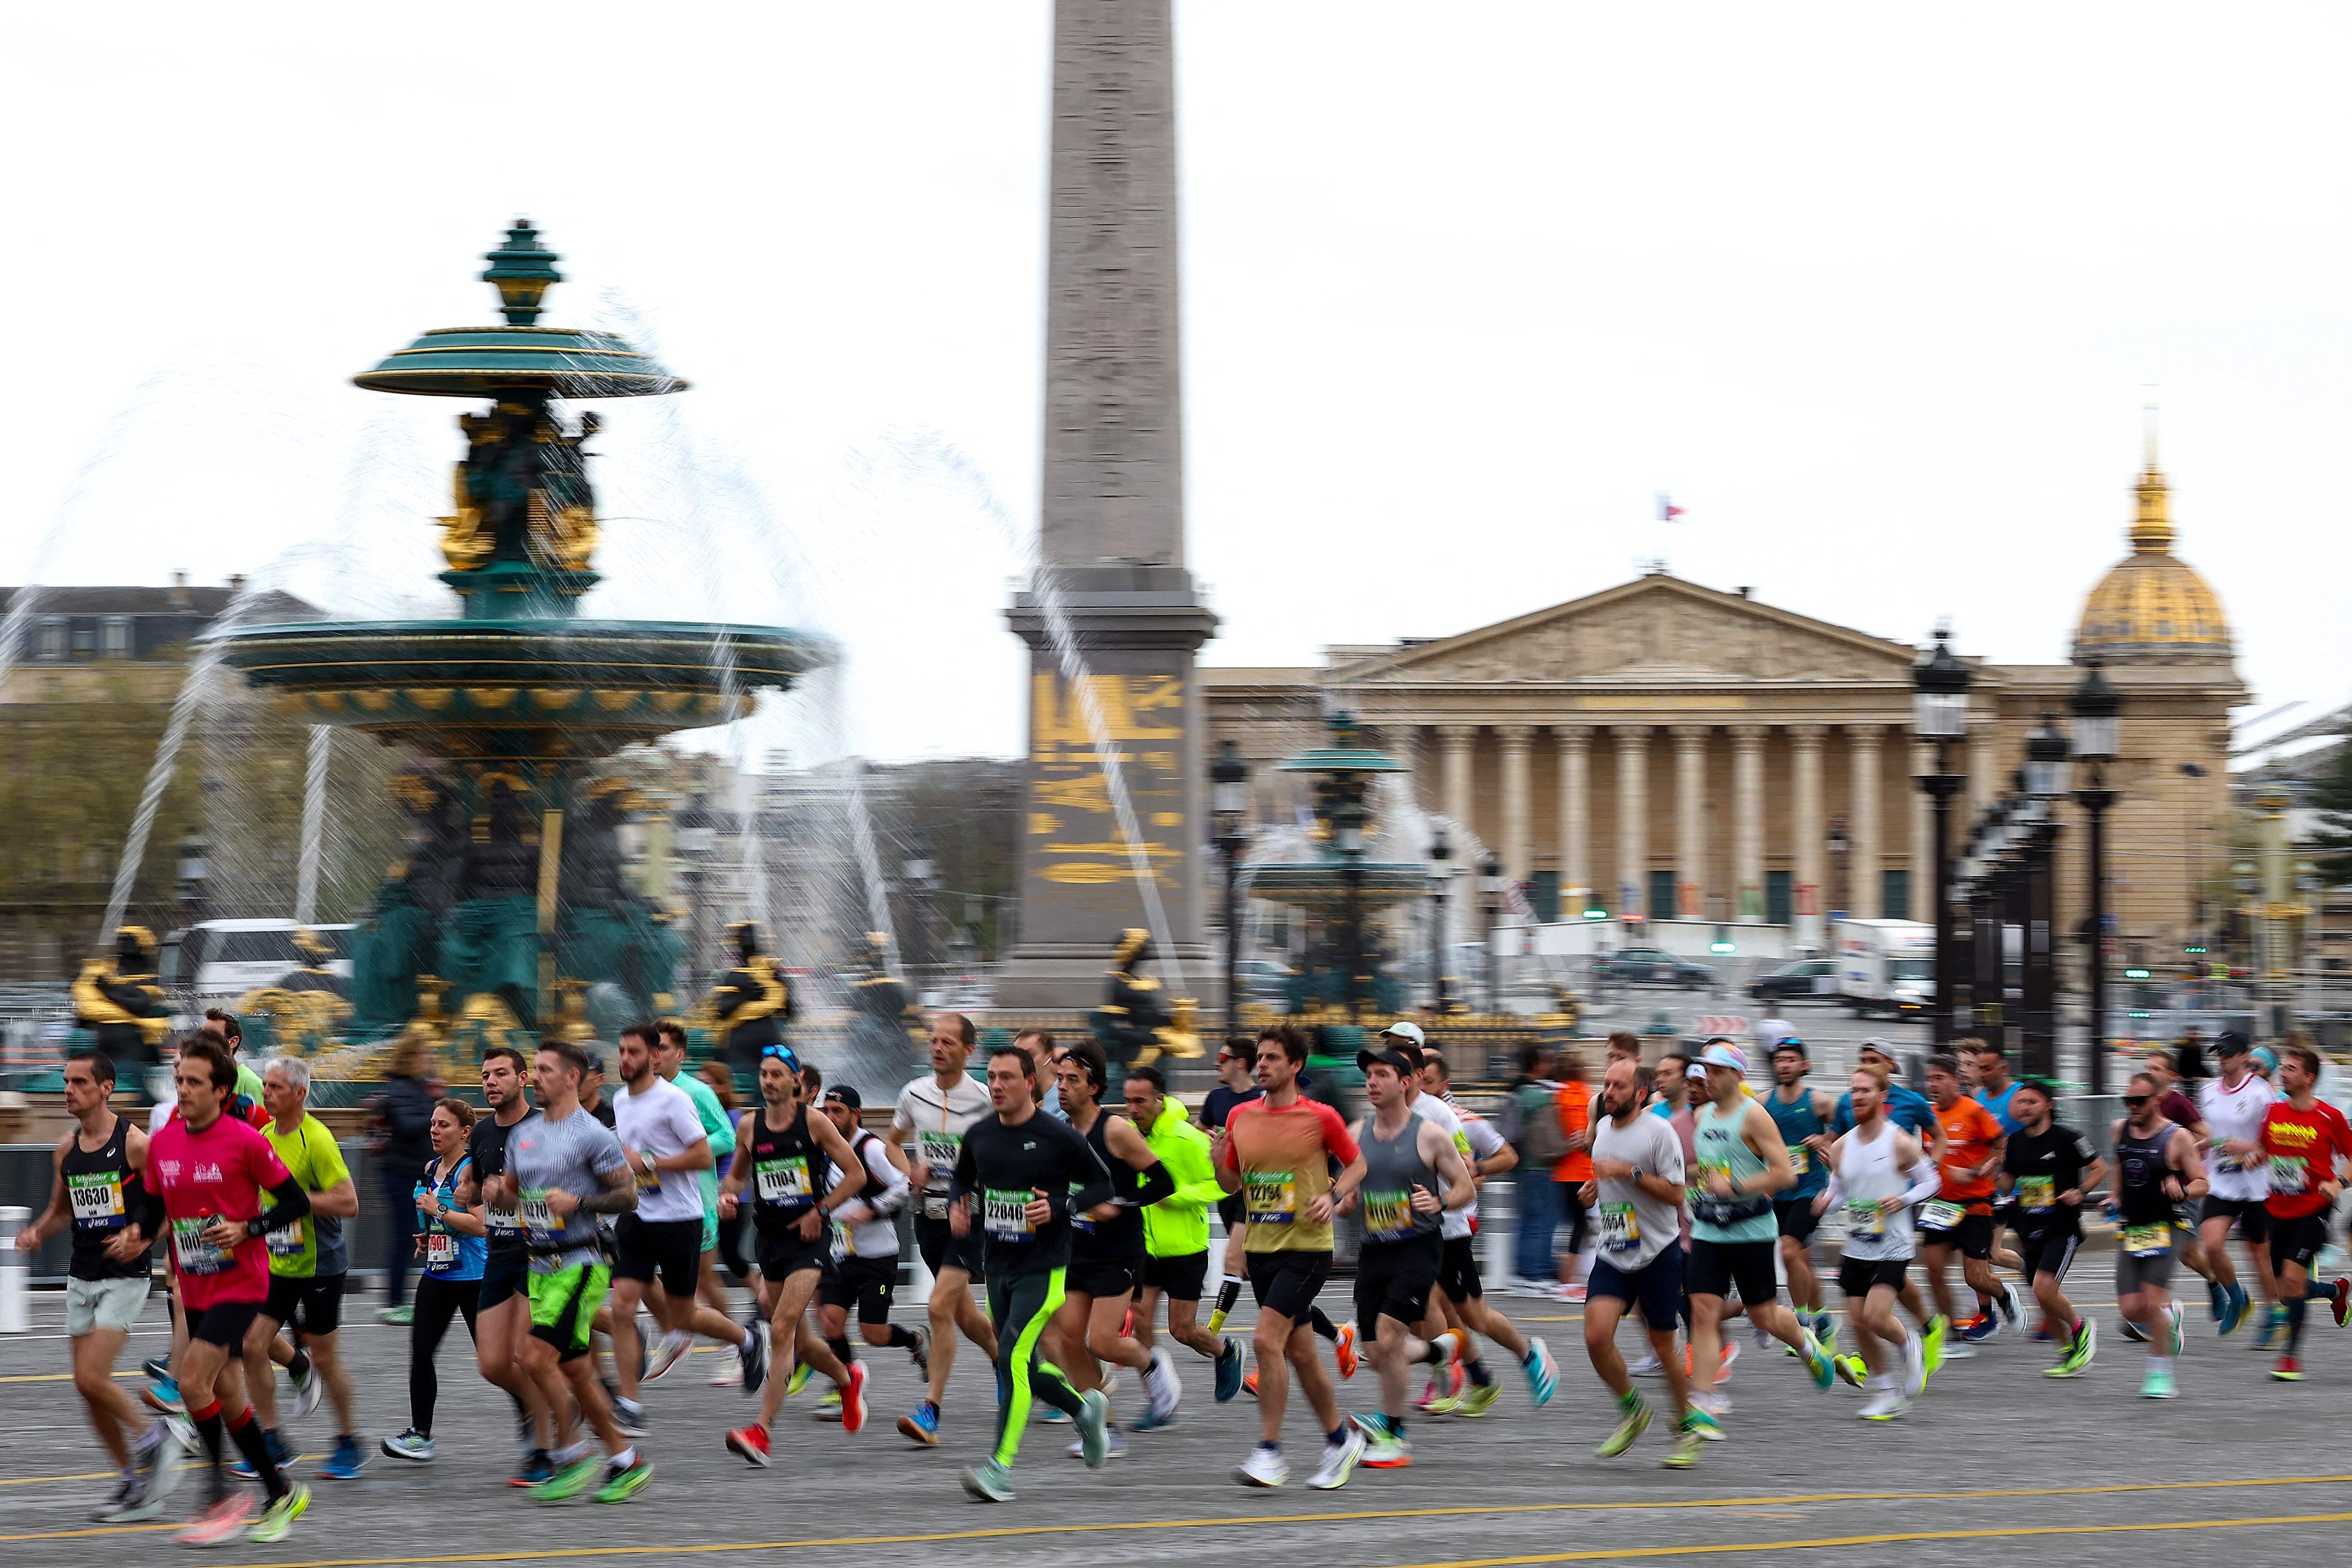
[2140,1364,2177,1399]
[1997,1280,2024,1328]
[1939,1339,1977,1361]
[1753,1318,1776,1354]
[1681,1403,1725,1442]
[907,1326,930,1379]
[2118,1317,2148,1344]
[1801,1335,1836,1392]
[1835,1354,1868,1389]
[1522,1339,1558,1407]
[1066,1427,1128,1460]
[91,1472,137,1524]
[177,1492,256,1546]
[899,1401,941,1447]
[320,1434,367,1480]
[709,1359,744,1388]
[1418,1359,1465,1414]
[839,1361,870,1434]
[1455,1381,1500,1418]
[1306,1423,1365,1489]
[133,1419,188,1508]
[645,1330,693,1383]
[2255,1305,2287,1352]
[1921,1315,1947,1382]
[2272,1354,2305,1382]
[1858,1387,1908,1420]
[378,1305,414,1325]
[593,1456,654,1504]
[2218,1282,2248,1338]
[1145,1345,1182,1422]
[1956,1312,1999,1343]
[2208,1279,2230,1322]
[143,1355,173,1381]
[2331,1277,2352,1328]
[1594,1396,1650,1458]
[1661,1419,1704,1469]
[1553,1281,1587,1302]
[1360,1428,1411,1468]
[1333,1320,1360,1379]
[2030,1316,2056,1344]
[1040,1401,1073,1423]
[786,1359,812,1397]
[1074,1388,1110,1468]
[290,1357,323,1420]
[1627,1350,1665,1378]
[814,1390,843,1423]
[611,1397,649,1438]
[726,1423,773,1467]
[245,1484,308,1544]
[511,1450,554,1488]
[1687,1389,1730,1428]
[1900,1333,1925,1398]
[1214,1338,1244,1402]
[1234,1443,1289,1488]
[2045,1318,2097,1378]
[163,1412,200,1455]
[2166,1304,2187,1359]
[141,1378,185,1417]
[740,1322,769,1394]
[960,1459,1015,1502]
[1682,1340,1738,1382]
[380,1428,435,1463]
[226,1427,296,1480]
[530,1454,602,1503]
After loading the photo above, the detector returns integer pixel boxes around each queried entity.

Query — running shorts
[188,1298,262,1349]
[1243,1248,1331,1323]
[1355,1235,1443,1329]
[819,1254,899,1326]
[1067,1254,1141,1302]
[1919,1210,1994,1261]
[2114,1232,2178,1294]
[1587,1245,1683,1332]
[262,1271,345,1337]
[613,1215,702,1298]
[1774,1198,1822,1244]
[2017,1227,2081,1283]
[477,1260,529,1313]
[915,1214,987,1281]
[2268,1210,2332,1274]
[1437,1234,1484,1302]
[66,1276,149,1337]
[529,1263,611,1360]
[2204,1196,2270,1243]
[1140,1249,1208,1302]
[1689,1237,1779,1305]
[755,1229,836,1284]
[1837,1254,1912,1297]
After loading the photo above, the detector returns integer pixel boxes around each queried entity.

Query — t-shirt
[615,1076,711,1226]
[147,1113,293,1312]
[2002,1122,2098,1233]
[2260,1098,2352,1220]
[670,1069,736,1221]
[1588,1110,1684,1272]
[262,1115,352,1277]
[1202,1083,1264,1131]
[469,1109,538,1265]
[1835,1082,1939,1141]
[2155,1088,2202,1133]
[948,1110,1113,1276]
[506,1106,629,1272]
[894,1072,993,1215]
[1932,1096,2006,1212]
[1219,1095,1360,1254]
[1975,1081,2025,1136]
[1413,1091,1486,1242]
[2197,1071,2275,1203]
[235,1061,265,1104]
[1551,1081,1595,1183]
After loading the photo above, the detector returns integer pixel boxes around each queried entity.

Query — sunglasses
[2123,1094,2151,1107]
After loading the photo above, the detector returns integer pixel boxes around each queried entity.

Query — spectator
[1500,1043,1565,1293]
[372,1029,439,1325]
[1552,1048,1595,1301]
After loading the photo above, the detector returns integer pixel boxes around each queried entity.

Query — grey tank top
[1358,1110,1443,1245]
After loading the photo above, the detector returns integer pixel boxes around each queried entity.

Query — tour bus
[1837,919,1937,1017]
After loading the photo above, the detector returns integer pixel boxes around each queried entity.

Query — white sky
[6,3,2348,765]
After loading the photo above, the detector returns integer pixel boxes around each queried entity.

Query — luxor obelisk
[996,0,1219,1010]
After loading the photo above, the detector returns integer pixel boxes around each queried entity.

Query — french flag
[1657,493,1686,522]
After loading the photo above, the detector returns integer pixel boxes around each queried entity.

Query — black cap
[1357,1047,1418,1078]
[580,1049,604,1075]
[2215,1031,2250,1057]
[823,1084,863,1111]
[1769,1037,1808,1057]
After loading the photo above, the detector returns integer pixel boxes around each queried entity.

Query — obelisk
[995,0,1218,1011]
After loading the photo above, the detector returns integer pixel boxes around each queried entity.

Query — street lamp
[1480,849,1505,1015]
[1912,626,1973,1043]
[2019,714,2073,1077]
[2070,661,2122,1094]
[1212,739,1251,1034]
[1427,824,1452,1016]
[1334,791,1369,1022]
[677,794,717,986]
[175,828,211,925]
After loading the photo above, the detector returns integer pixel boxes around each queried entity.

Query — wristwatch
[244,1216,268,1239]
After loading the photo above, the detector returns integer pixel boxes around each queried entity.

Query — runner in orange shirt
[1915,1054,2016,1367]
[1551,1053,1595,1302]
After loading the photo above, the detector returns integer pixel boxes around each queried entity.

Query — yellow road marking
[0,1369,143,1383]
[0,1469,115,1487]
[27,1473,2349,1565]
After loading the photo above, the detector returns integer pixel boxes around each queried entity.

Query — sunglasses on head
[760,1045,794,1061]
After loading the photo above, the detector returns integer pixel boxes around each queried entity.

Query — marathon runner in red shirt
[2256,1039,2352,1381]
[135,1036,315,1545]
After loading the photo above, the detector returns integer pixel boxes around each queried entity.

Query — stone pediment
[1344,575,1920,685]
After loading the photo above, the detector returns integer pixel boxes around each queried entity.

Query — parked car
[1749,957,1840,1003]
[1595,947,1715,990]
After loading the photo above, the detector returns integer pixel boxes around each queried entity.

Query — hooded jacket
[1140,1096,1223,1259]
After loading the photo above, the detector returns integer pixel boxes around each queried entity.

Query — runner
[890,1013,999,1445]
[1333,1043,1473,1468]
[383,1098,489,1461]
[1964,1040,2030,1316]
[1683,1041,1841,1427]
[1816,1063,1942,1419]
[2110,1072,2207,1396]
[649,1019,746,1381]
[2138,1048,2220,1299]
[719,1045,870,1463]
[1121,1064,1245,1404]
[1202,1038,1264,1338]
[2257,1038,2352,1381]
[1579,1056,1704,1467]
[810,1086,925,1394]
[2196,1032,2272,1340]
[485,1038,652,1504]
[1762,1039,1836,1348]
[950,1042,1117,1502]
[1217,1023,1369,1491]
[1626,1051,1700,1380]
[608,1025,766,1439]
[141,1035,313,1543]
[1917,1053,2011,1362]
[1998,1077,2105,1379]
[1049,1039,1179,1453]
[454,1044,555,1485]
[1830,1041,1947,1351]
[1550,1050,1597,1302]
[14,1048,183,1521]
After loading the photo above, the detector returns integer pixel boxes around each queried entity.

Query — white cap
[1381,1020,1427,1048]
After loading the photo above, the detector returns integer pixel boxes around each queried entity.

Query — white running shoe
[1234,1445,1289,1488]
[1753,1320,1775,1353]
[1858,1387,1909,1421]
[1628,1350,1665,1377]
[709,1358,744,1387]
[1146,1346,1182,1422]
[1307,1424,1366,1490]
[1938,1340,1977,1361]
[1688,1389,1731,1419]
[1900,1333,1925,1398]
[644,1329,694,1382]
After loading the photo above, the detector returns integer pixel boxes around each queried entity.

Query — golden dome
[2072,442,2232,662]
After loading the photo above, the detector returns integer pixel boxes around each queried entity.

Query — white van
[1837,919,1936,1018]
[162,920,355,1008]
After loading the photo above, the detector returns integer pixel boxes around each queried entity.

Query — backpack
[1513,1083,1570,1167]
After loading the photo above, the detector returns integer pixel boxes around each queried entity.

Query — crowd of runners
[21,1005,2352,1540]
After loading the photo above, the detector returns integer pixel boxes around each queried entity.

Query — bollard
[0,1206,28,1333]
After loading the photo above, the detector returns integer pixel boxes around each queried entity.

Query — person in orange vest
[1552,1051,1596,1302]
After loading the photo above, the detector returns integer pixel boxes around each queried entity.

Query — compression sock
[1465,1357,1495,1388]
[286,1348,312,1383]
[189,1399,227,1498]
[1308,1306,1339,1342]
[1209,1276,1243,1333]
[225,1408,288,1502]
[2286,1296,2309,1354]
[1422,1331,1462,1366]
[828,1336,856,1367]
[885,1325,922,1350]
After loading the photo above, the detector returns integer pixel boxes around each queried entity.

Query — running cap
[1358,1046,1419,1078]
[2214,1031,2250,1058]
[1857,1038,1902,1071]
[1768,1037,1808,1057]
[1696,1041,1748,1075]
[1380,1020,1428,1049]
[822,1085,863,1111]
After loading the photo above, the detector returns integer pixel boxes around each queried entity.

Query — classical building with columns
[1204,450,2246,956]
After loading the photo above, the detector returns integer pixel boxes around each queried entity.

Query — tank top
[1357,1110,1444,1247]
[1071,1110,1146,1260]
[416,1154,487,1280]
[1838,1121,1919,1261]
[1764,1085,1829,1198]
[1691,1100,1777,1243]
[2113,1119,2184,1234]
[62,1116,148,1281]
[746,1106,821,1236]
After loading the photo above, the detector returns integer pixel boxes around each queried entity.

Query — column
[1613,724,1650,918]
[1673,724,1709,919]
[1558,725,1592,915]
[1731,724,1768,922]
[1438,723,1477,840]
[1969,727,1998,819]
[1498,724,1534,888]
[1848,722,1884,919]
[1791,723,1827,944]
[1910,740,1935,921]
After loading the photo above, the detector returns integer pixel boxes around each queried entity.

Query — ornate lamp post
[2021,717,2073,1078]
[1427,825,1452,1015]
[1480,850,1505,1015]
[2070,661,2122,1093]
[1212,739,1251,1034]
[1333,791,1370,1021]
[1912,628,1973,1042]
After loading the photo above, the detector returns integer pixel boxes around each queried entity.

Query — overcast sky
[6,3,2347,766]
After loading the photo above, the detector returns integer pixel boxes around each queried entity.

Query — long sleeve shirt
[949,1110,1113,1277]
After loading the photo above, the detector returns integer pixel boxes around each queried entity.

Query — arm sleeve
[861,1141,910,1215]
[1900,1156,1944,1209]
[252,1174,312,1237]
[132,1177,167,1237]
[1124,1159,1176,1207]
[1319,1101,1361,1166]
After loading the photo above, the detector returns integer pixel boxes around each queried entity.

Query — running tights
[988,1267,1086,1468]
[409,1273,482,1436]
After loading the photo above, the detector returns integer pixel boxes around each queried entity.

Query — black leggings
[988,1267,1085,1469]
[1559,1184,1591,1256]
[410,1273,482,1436]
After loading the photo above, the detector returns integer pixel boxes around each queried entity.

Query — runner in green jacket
[1124,1066,1247,1405]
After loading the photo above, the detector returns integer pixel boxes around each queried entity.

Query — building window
[1531,870,1559,923]
[1648,869,1678,923]
[37,617,64,661]
[103,616,131,657]
[1766,870,1794,928]
[1881,868,1911,922]
[70,622,97,656]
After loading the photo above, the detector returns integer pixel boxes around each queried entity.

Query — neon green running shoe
[1661,1418,1704,1470]
[1921,1315,1947,1382]
[1682,1403,1725,1442]
[530,1455,601,1504]
[2166,1304,2187,1360]
[1594,1397,1651,1458]
[1455,1381,1501,1418]
[1835,1354,1868,1389]
[786,1361,812,1397]
[2045,1317,2097,1378]
[245,1484,308,1543]
[2140,1364,2177,1399]
[592,1458,653,1504]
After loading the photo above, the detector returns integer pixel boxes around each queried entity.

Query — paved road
[6,1266,2347,1568]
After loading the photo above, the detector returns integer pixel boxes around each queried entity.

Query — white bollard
[0,1206,29,1333]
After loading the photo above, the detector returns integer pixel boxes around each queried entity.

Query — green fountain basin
[1244,861,1430,914]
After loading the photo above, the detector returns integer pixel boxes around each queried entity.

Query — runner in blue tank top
[1763,1040,1838,1345]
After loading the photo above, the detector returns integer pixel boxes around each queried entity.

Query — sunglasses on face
[2123,1094,2151,1107]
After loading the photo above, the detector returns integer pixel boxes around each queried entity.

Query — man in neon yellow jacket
[1123,1065,1248,1408]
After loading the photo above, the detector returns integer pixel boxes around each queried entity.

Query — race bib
[632,1158,660,1192]
[920,1193,950,1221]
[2212,1153,2243,1175]
[1786,1145,1810,1176]
[2269,1154,2307,1195]
[170,1215,232,1275]
[1846,1199,1887,1238]
[264,1224,306,1259]
[983,1188,1035,1242]
[485,1204,520,1236]
[1070,1180,1097,1233]
[66,1171,126,1228]
[917,1131,961,1187]
[755,1156,813,1207]
[2016,1175,2056,1213]
[1919,1199,1964,1232]
[1361,1188,1413,1243]
[2121,1222,2170,1258]
[426,1230,458,1268]
[520,1188,556,1237]
[1598,1200,1640,1253]
[1246,1171,1298,1226]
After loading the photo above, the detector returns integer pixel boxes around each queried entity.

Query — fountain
[206,222,836,1059]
